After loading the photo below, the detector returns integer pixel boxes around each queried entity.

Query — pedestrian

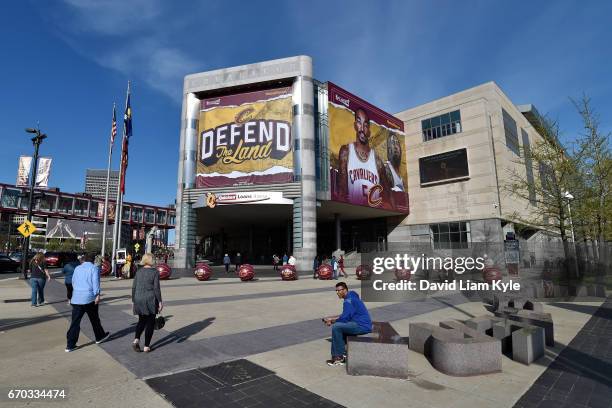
[131,253,163,353]
[322,282,372,366]
[66,253,110,352]
[282,253,288,265]
[62,255,81,304]
[338,255,347,278]
[272,254,280,272]
[235,252,242,270]
[223,253,231,273]
[313,255,320,279]
[288,254,296,266]
[29,253,51,307]
[331,256,338,279]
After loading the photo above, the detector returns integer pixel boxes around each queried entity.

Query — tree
[505,114,580,274]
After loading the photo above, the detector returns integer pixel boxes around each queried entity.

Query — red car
[44,252,78,267]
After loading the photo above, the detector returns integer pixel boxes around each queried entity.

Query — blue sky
[1,0,610,209]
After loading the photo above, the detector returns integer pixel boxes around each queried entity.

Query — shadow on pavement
[548,302,612,320]
[151,317,215,350]
[0,310,72,331]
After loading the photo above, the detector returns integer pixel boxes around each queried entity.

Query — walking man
[323,282,372,366]
[235,252,242,270]
[66,253,110,352]
[223,253,231,273]
[331,255,338,280]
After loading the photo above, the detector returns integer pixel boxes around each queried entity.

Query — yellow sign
[134,243,141,252]
[17,220,37,238]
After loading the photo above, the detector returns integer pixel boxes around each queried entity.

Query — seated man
[323,282,372,366]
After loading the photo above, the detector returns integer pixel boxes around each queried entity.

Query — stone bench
[409,320,502,376]
[347,321,409,379]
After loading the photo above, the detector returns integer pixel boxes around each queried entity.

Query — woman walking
[131,253,163,353]
[30,253,51,307]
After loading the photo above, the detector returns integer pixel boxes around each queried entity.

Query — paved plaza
[0,267,610,408]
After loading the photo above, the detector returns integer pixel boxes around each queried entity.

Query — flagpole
[101,103,116,259]
[111,82,130,278]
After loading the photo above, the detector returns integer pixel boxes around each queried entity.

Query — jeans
[333,268,338,279]
[224,264,229,273]
[30,278,46,306]
[65,283,73,300]
[331,321,370,358]
[66,302,107,348]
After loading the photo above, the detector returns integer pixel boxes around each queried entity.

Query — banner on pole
[35,157,52,187]
[16,156,33,186]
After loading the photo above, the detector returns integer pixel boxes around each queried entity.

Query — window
[57,197,73,213]
[156,210,167,224]
[422,110,462,141]
[37,194,57,212]
[74,199,88,216]
[419,148,469,185]
[1,189,21,208]
[122,206,131,221]
[430,221,471,249]
[132,207,143,223]
[144,208,155,224]
[502,108,520,155]
[521,129,536,205]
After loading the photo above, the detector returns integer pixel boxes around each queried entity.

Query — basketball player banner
[328,82,409,213]
[196,86,293,188]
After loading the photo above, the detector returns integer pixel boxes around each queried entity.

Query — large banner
[16,156,33,186]
[328,82,408,213]
[196,87,293,188]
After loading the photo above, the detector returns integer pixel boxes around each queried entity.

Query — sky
[1,0,610,210]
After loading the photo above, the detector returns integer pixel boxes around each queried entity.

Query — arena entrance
[195,203,293,265]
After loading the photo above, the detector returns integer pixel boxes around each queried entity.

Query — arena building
[174,56,546,270]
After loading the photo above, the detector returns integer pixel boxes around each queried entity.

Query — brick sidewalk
[514,298,612,408]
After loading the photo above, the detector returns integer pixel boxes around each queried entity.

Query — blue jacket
[223,256,231,265]
[62,261,80,284]
[336,291,372,332]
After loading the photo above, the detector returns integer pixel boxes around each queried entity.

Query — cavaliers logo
[206,192,217,208]
[367,184,383,207]
[235,107,255,124]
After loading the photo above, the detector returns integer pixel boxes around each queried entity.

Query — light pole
[21,128,47,279]
[563,191,575,242]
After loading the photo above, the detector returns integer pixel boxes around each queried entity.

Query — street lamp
[563,191,575,242]
[21,128,47,279]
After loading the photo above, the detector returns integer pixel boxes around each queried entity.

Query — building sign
[46,218,112,240]
[96,202,116,220]
[200,191,293,208]
[328,82,408,213]
[16,156,33,187]
[419,148,469,185]
[196,86,293,188]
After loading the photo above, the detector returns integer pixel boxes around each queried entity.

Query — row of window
[430,221,471,249]
[422,110,462,141]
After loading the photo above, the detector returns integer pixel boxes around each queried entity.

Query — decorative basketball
[317,264,333,280]
[156,263,172,280]
[238,264,255,281]
[100,260,111,276]
[356,264,371,280]
[394,268,412,281]
[194,263,212,281]
[483,266,502,284]
[280,265,297,280]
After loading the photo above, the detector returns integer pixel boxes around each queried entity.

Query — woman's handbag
[154,315,165,330]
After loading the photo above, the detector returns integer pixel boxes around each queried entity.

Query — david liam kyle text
[200,120,291,166]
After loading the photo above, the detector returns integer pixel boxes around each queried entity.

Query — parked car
[8,252,35,264]
[44,252,78,267]
[0,254,21,273]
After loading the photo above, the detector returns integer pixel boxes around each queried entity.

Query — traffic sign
[134,243,141,252]
[17,220,37,238]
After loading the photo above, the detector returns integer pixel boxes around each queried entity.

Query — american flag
[110,105,117,145]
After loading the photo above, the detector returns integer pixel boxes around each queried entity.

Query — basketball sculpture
[355,264,371,280]
[280,264,297,280]
[317,264,333,280]
[100,259,111,276]
[156,263,172,280]
[194,263,212,281]
[483,265,502,284]
[238,264,255,281]
[394,268,412,281]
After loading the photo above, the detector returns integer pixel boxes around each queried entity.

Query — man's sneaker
[326,356,346,366]
[65,346,77,352]
[96,332,111,344]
